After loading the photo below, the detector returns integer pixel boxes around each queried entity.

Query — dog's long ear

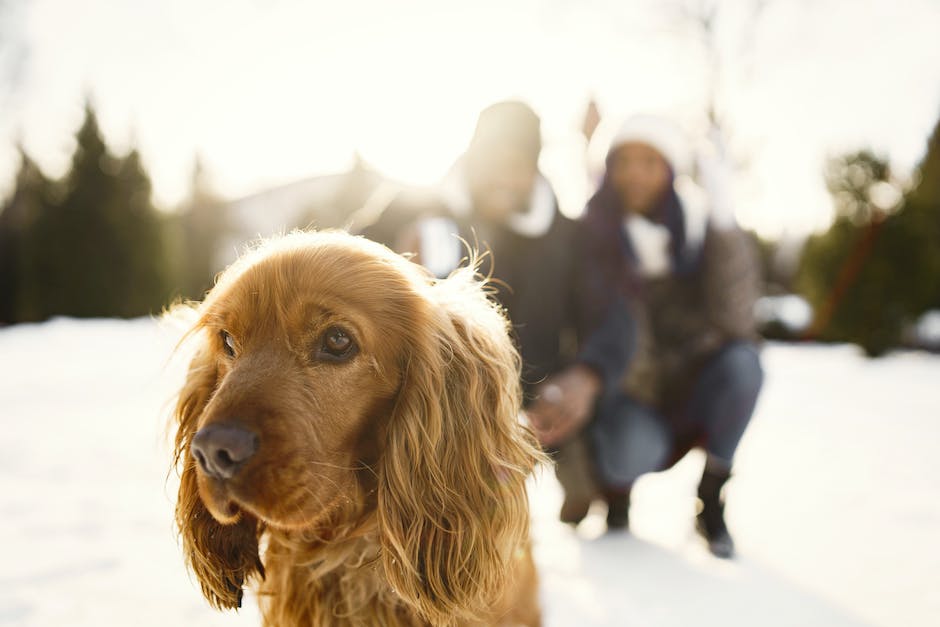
[172,339,263,610]
[378,268,545,625]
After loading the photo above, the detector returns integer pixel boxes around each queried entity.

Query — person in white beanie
[561,114,763,559]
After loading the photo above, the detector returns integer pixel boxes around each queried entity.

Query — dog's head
[171,231,542,623]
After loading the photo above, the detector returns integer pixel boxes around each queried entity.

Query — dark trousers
[591,341,763,489]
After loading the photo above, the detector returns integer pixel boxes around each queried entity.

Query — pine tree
[28,103,118,317]
[112,148,171,316]
[0,147,54,323]
[26,101,171,319]
[902,116,940,312]
[798,121,940,355]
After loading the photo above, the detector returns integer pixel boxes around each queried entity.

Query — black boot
[560,495,592,526]
[695,458,735,559]
[554,436,598,526]
[605,490,631,531]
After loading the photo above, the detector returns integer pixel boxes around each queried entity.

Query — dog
[170,231,544,626]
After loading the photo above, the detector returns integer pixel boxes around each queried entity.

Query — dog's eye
[220,330,236,358]
[319,327,356,361]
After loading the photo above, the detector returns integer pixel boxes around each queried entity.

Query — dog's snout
[191,424,258,480]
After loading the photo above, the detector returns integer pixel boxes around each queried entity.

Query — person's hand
[528,365,602,447]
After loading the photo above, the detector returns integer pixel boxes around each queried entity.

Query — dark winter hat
[468,100,542,161]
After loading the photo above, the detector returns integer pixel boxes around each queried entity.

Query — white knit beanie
[607,114,691,176]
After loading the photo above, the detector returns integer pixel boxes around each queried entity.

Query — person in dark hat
[358,100,633,490]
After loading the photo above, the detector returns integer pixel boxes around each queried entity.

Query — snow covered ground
[1,318,938,627]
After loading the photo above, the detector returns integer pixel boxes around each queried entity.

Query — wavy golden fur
[170,231,545,626]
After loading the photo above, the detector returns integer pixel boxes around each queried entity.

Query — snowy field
[1,318,938,627]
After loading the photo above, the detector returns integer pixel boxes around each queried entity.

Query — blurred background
[1,1,939,626]
[1,0,939,352]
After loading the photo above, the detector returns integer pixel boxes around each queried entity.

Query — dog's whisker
[304,459,363,472]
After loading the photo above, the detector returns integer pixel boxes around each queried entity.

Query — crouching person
[573,115,763,559]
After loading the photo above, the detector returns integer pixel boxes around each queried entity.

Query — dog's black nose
[191,424,258,480]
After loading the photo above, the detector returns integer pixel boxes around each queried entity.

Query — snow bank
[1,319,937,626]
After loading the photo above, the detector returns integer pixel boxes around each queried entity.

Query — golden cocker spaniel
[170,231,544,626]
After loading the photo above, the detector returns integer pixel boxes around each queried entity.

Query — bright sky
[1,0,939,237]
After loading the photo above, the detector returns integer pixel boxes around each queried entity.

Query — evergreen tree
[0,147,53,323]
[112,148,171,316]
[28,103,119,317]
[798,122,940,355]
[25,101,171,319]
[902,116,940,311]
